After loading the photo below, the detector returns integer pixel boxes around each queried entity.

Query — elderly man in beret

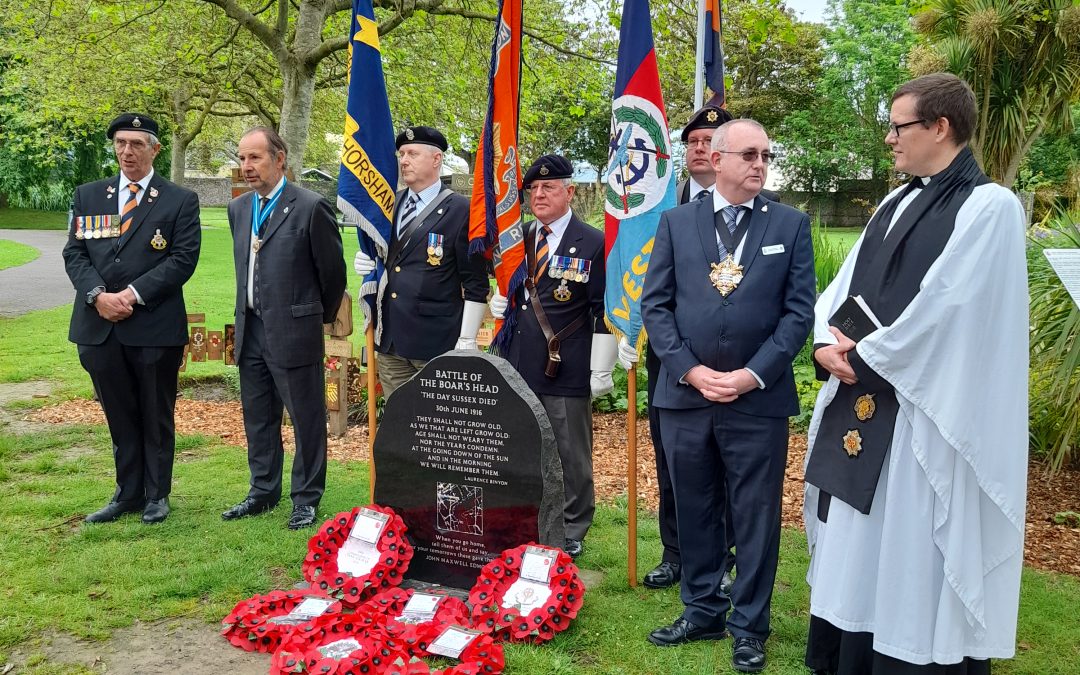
[353,125,490,397]
[63,112,202,525]
[488,154,617,559]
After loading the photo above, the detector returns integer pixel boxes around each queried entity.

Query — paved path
[0,229,72,317]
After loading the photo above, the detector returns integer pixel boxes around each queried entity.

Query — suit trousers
[376,352,428,399]
[539,394,594,541]
[645,343,679,564]
[78,334,182,502]
[239,311,327,507]
[659,404,787,640]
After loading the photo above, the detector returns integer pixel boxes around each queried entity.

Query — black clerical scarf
[807,148,990,515]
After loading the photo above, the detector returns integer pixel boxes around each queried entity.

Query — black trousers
[806,616,991,674]
[646,344,736,571]
[659,404,787,639]
[78,334,183,502]
[238,312,327,507]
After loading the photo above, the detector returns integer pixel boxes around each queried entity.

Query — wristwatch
[86,286,106,306]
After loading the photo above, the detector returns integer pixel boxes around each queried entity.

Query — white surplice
[804,181,1029,665]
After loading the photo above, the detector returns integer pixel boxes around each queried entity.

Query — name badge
[761,244,785,255]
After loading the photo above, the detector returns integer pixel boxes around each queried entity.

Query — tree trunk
[171,130,189,184]
[278,63,317,178]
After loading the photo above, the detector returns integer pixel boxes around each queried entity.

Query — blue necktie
[720,205,743,258]
[397,194,418,237]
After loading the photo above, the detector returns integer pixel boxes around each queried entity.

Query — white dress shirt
[247,175,286,309]
[119,169,155,304]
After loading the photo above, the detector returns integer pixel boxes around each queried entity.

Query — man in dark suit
[641,119,814,673]
[64,112,201,525]
[222,126,346,530]
[352,126,489,397]
[626,103,733,590]
[488,155,617,559]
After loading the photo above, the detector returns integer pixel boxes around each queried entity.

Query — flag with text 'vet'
[602,0,676,352]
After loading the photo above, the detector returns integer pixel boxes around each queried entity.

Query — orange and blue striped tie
[120,183,141,235]
[534,224,552,284]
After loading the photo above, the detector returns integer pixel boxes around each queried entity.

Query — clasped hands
[95,289,136,322]
[815,326,859,385]
[685,366,758,403]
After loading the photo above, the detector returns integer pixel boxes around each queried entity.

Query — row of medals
[550,264,588,302]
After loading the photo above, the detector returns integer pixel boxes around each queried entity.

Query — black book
[828,295,882,342]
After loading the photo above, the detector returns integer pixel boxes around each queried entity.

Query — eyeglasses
[686,139,712,149]
[113,139,151,151]
[715,150,774,164]
[888,119,927,137]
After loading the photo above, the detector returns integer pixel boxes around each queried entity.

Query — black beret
[680,105,733,142]
[106,113,160,140]
[395,126,448,152]
[522,154,574,189]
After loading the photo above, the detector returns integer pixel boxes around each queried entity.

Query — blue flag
[602,0,676,353]
[338,0,397,333]
[704,0,726,107]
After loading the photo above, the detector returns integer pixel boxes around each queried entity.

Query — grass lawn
[0,239,40,270]
[0,422,1078,673]
[0,208,68,230]
[2,209,1075,672]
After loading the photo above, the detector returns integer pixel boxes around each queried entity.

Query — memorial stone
[373,351,565,588]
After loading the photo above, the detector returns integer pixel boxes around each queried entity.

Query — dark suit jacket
[229,182,346,369]
[63,173,201,346]
[641,195,814,417]
[378,189,489,360]
[505,213,607,397]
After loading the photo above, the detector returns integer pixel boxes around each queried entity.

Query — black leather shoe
[720,569,735,595]
[647,617,727,647]
[563,538,583,559]
[221,497,277,521]
[643,561,681,589]
[287,505,318,530]
[142,498,170,524]
[85,499,142,523]
[732,636,767,672]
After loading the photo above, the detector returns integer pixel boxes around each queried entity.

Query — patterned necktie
[534,224,553,284]
[120,183,141,235]
[720,205,743,258]
[694,189,711,202]
[397,194,418,236]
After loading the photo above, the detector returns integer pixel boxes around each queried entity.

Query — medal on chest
[843,429,863,457]
[709,255,743,296]
[854,393,876,421]
[427,233,444,266]
[150,229,167,251]
[252,238,261,253]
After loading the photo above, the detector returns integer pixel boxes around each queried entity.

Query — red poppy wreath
[382,623,504,675]
[221,588,343,653]
[467,544,585,644]
[303,504,414,606]
[271,611,410,675]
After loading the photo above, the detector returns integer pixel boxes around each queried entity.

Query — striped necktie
[397,194,418,237]
[720,205,743,257]
[534,224,552,284]
[120,183,141,235]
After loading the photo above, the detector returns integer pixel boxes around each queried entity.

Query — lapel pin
[437,208,444,215]
[569,247,577,254]
[761,203,768,212]
[147,198,153,203]
[149,187,159,198]
[283,206,290,214]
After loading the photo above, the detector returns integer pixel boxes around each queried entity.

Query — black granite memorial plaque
[373,351,565,588]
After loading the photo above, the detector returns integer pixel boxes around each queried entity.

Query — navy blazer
[641,195,814,417]
[63,173,201,347]
[378,189,490,360]
[229,182,346,369]
[505,213,607,397]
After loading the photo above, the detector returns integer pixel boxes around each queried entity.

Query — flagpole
[694,0,706,109]
[367,323,377,502]
[627,364,639,587]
